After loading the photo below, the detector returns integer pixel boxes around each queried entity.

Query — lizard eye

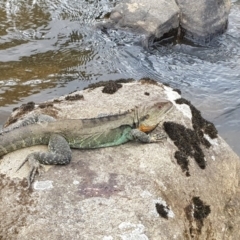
[155,103,162,109]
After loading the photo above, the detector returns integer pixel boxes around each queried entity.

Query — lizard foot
[130,129,168,143]
[149,132,167,143]
[17,153,44,188]
[27,157,44,188]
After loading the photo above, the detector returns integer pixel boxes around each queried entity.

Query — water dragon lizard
[0,99,173,187]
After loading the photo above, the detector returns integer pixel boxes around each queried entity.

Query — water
[0,0,239,156]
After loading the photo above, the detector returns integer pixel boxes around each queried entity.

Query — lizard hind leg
[20,134,72,188]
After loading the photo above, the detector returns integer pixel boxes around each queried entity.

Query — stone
[176,0,231,44]
[98,0,231,45]
[0,79,240,239]
[98,0,180,47]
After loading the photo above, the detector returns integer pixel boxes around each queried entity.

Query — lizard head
[136,100,173,133]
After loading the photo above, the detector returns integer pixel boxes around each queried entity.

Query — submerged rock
[0,80,240,239]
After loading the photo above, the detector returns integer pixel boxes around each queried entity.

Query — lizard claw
[16,158,28,172]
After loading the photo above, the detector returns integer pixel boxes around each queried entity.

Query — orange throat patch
[138,124,156,133]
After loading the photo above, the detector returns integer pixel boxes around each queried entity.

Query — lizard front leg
[130,129,167,143]
[18,134,72,188]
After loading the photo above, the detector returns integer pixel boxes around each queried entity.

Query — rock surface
[176,0,231,44]
[108,0,179,46]
[0,79,240,239]
[99,0,231,45]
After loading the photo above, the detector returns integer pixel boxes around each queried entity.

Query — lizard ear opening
[139,114,150,122]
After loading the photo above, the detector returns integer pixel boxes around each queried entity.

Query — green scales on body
[0,100,173,187]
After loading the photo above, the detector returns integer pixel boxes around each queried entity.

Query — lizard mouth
[138,124,157,133]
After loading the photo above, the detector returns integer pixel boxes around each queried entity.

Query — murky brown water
[0,0,240,156]
[0,0,108,107]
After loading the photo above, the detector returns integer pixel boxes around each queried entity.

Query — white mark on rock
[175,102,192,119]
[127,3,140,13]
[73,180,80,185]
[103,236,113,240]
[119,222,148,240]
[211,155,216,161]
[140,190,152,198]
[164,86,181,101]
[204,134,219,146]
[164,86,192,119]
[33,180,53,190]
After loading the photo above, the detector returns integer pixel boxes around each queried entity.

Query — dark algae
[164,98,218,175]
[185,197,211,236]
[13,101,35,113]
[155,203,170,219]
[65,94,84,101]
[192,197,211,222]
[84,78,164,94]
[176,98,218,141]
[174,151,190,176]
[139,77,158,85]
[84,78,134,93]
[5,102,36,127]
[20,101,35,112]
[173,88,181,95]
[102,81,122,94]
[164,122,206,175]
[38,102,54,108]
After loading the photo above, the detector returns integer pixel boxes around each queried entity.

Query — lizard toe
[149,132,167,143]
[26,154,44,188]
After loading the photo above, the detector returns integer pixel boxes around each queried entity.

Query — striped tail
[0,125,50,157]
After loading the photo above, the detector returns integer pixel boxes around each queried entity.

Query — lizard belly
[68,125,133,149]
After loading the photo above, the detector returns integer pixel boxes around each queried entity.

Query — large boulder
[0,79,240,239]
[176,0,231,44]
[107,0,179,46]
[99,0,231,45]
